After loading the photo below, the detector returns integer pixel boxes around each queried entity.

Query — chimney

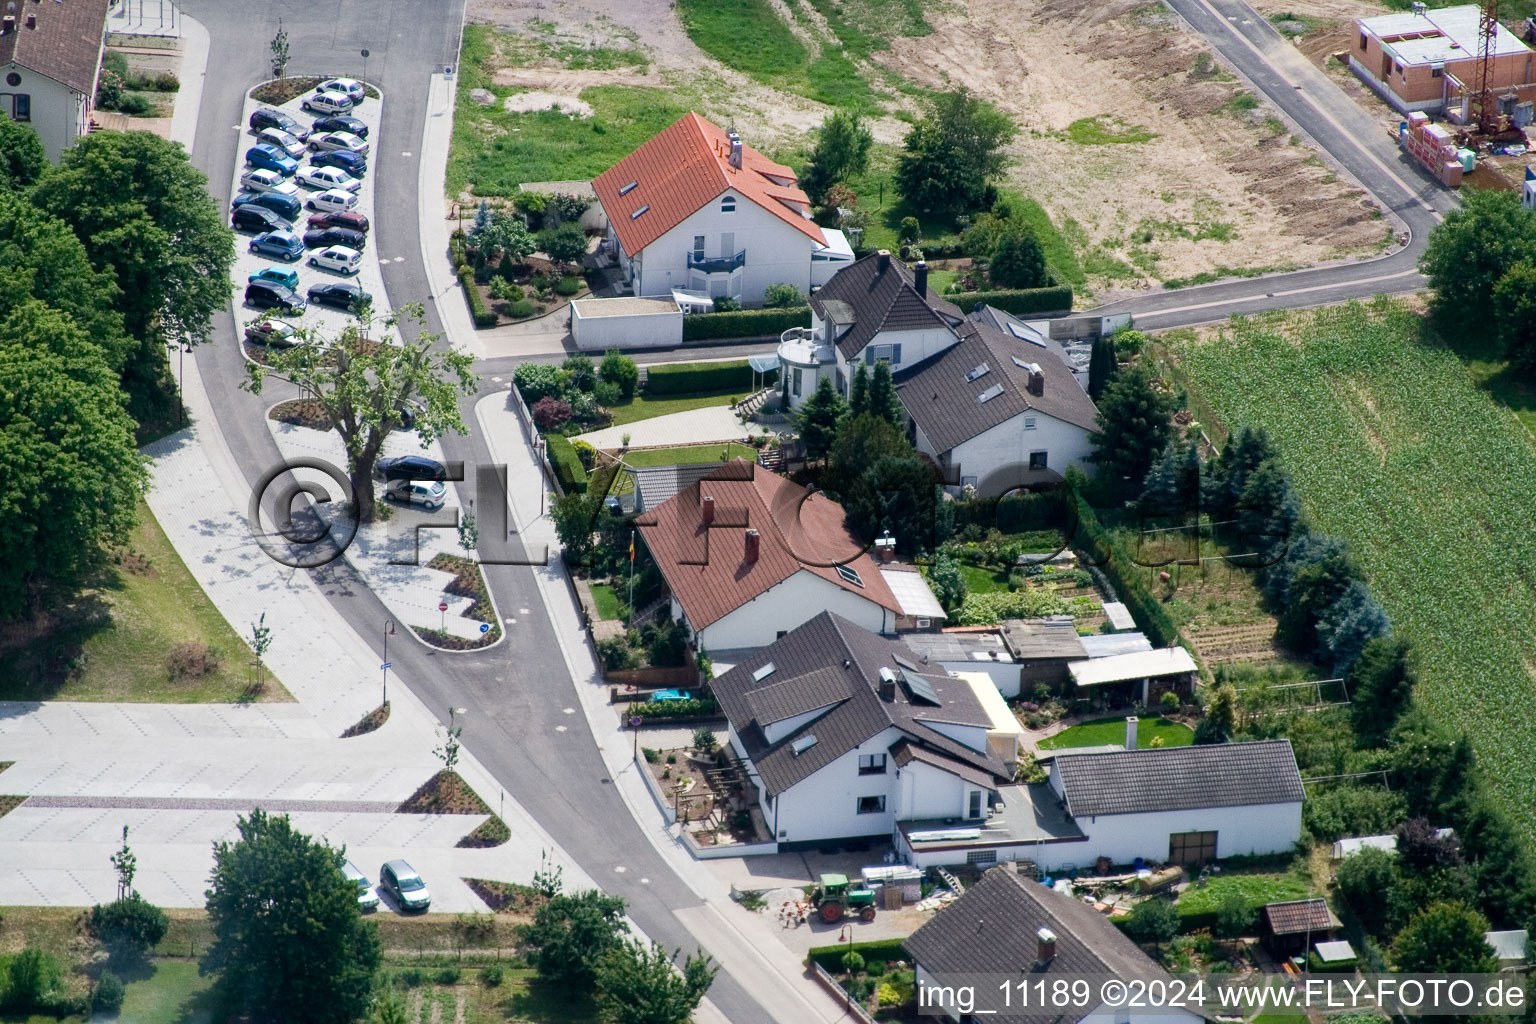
[914,260,929,296]
[744,528,760,563]
[1125,716,1138,751]
[877,249,890,271]
[878,667,897,702]
[1036,927,1057,966]
[1028,369,1045,396]
[700,495,715,525]
[1,15,14,32]
[728,132,742,171]
[25,11,34,26]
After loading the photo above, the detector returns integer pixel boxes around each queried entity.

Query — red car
[307,210,370,233]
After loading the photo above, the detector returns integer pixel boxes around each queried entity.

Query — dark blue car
[248,230,305,262]
[310,115,369,139]
[233,190,303,221]
[311,149,367,176]
[245,144,299,176]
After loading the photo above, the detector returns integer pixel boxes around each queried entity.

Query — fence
[808,963,880,1024]
[507,385,563,500]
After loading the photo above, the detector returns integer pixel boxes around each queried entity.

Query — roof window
[977,384,1005,403]
[836,564,864,587]
[791,734,818,756]
[965,362,991,382]
[619,180,639,195]
[752,662,777,682]
[630,204,650,220]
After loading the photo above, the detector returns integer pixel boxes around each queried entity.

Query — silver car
[342,859,380,911]
[385,479,447,511]
[380,859,431,912]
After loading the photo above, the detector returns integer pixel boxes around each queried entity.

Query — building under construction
[1351,4,1536,126]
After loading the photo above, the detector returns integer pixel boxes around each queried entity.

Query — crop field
[1165,299,1536,837]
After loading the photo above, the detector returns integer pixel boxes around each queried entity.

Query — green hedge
[808,939,908,972]
[948,285,1074,317]
[643,359,775,395]
[680,307,811,342]
[460,267,496,328]
[1070,489,1179,647]
[545,434,587,494]
[625,697,718,718]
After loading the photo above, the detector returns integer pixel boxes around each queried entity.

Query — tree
[988,226,1048,289]
[111,825,137,899]
[1461,800,1536,928]
[1088,364,1174,499]
[600,349,640,401]
[595,940,718,1024]
[1390,709,1477,826]
[0,115,46,192]
[480,212,535,266]
[1420,187,1536,342]
[1315,580,1389,675]
[538,222,589,270]
[895,89,1017,216]
[1233,459,1303,568]
[5,947,62,1012]
[1086,336,1117,402]
[0,301,144,619]
[90,896,169,963]
[34,131,236,423]
[927,553,967,614]
[1335,846,1399,937]
[1123,898,1179,944]
[795,376,847,461]
[1392,902,1498,973]
[1398,816,1462,872]
[242,306,478,522]
[840,454,940,552]
[1193,683,1237,744]
[562,354,597,392]
[801,111,874,205]
[1348,636,1416,747]
[867,359,905,428]
[434,713,463,773]
[763,282,804,308]
[1493,259,1536,374]
[848,362,870,418]
[552,492,599,563]
[269,18,290,76]
[1275,543,1359,657]
[1214,896,1257,939]
[822,412,912,506]
[248,612,273,690]
[1203,425,1278,522]
[526,888,628,989]
[1303,786,1405,845]
[202,809,381,1023]
[1137,439,1200,520]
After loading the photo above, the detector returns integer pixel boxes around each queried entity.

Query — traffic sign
[479,623,491,634]
[438,601,449,612]
[380,662,391,670]
[629,716,644,729]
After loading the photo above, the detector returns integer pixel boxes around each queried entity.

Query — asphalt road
[175,3,776,1021]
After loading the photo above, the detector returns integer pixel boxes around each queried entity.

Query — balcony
[687,249,746,274]
[777,327,831,369]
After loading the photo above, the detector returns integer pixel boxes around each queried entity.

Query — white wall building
[0,0,108,161]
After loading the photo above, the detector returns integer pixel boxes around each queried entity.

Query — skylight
[1007,323,1048,347]
[836,564,864,587]
[619,180,639,195]
[1010,355,1031,368]
[791,734,818,756]
[752,662,777,683]
[965,362,991,382]
[629,205,650,219]
[977,384,1005,403]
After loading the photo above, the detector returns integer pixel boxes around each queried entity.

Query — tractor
[811,872,877,923]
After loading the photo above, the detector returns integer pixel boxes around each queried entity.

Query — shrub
[153,71,181,91]
[489,277,523,302]
[946,286,1074,317]
[596,634,641,671]
[600,349,640,400]
[1214,896,1256,938]
[841,950,866,975]
[115,93,155,116]
[532,396,573,429]
[6,947,61,1010]
[555,275,582,296]
[571,438,597,472]
[898,217,921,244]
[93,970,126,1013]
[680,307,810,342]
[763,282,804,308]
[481,963,504,987]
[461,267,497,328]
[90,895,169,962]
[509,298,537,318]
[692,727,718,752]
[545,434,587,494]
[593,380,622,407]
[1124,898,1180,944]
[569,391,600,423]
[643,360,767,395]
[436,966,462,985]
[713,296,740,312]
[625,697,719,718]
[1113,328,1148,357]
[167,641,223,680]
[1160,690,1181,712]
[395,967,424,988]
[642,747,660,764]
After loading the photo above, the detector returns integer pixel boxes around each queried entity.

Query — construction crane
[1473,0,1500,137]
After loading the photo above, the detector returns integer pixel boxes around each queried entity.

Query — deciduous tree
[1335,846,1399,937]
[1392,902,1499,973]
[926,553,967,614]
[1420,188,1536,342]
[895,89,1016,216]
[526,889,628,989]
[801,111,873,205]
[0,115,46,192]
[1493,259,1536,374]
[595,940,718,1024]
[537,222,589,270]
[552,492,599,564]
[600,349,640,401]
[988,226,1048,289]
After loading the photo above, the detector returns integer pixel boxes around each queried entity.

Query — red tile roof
[634,460,899,631]
[591,112,826,257]
[0,0,109,96]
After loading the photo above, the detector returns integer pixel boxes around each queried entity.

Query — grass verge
[341,701,391,738]
[1038,716,1194,750]
[589,583,623,621]
[0,795,26,820]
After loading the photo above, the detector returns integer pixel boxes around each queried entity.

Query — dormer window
[721,195,736,213]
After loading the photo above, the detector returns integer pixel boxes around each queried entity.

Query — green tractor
[812,872,877,923]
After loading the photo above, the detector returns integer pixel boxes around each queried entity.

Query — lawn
[603,443,759,497]
[1166,299,1536,835]
[589,583,623,621]
[0,501,290,703]
[1176,872,1312,917]
[958,563,1011,595]
[117,960,216,1024]
[603,389,751,427]
[1038,716,1193,750]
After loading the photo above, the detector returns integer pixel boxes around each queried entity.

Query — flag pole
[628,529,636,622]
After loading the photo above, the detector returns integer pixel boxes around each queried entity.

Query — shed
[1485,929,1529,968]
[570,297,682,351]
[1261,899,1339,956]
[900,631,1018,696]
[999,617,1086,694]
[879,565,947,632]
[1066,646,1198,706]
[1078,632,1153,659]
[1314,940,1356,967]
[1332,834,1398,860]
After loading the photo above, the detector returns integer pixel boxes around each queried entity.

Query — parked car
[245,280,307,315]
[248,265,300,290]
[244,319,300,347]
[305,188,359,215]
[307,281,372,313]
[257,126,307,159]
[296,165,361,193]
[309,130,369,157]
[303,226,366,251]
[311,114,369,139]
[307,209,369,233]
[244,144,298,176]
[310,149,367,177]
[308,245,362,275]
[239,168,301,199]
[385,479,448,512]
[342,860,380,912]
[375,455,448,482]
[233,190,302,221]
[302,91,354,116]
[379,860,431,912]
[232,204,293,235]
[249,107,310,141]
[317,78,367,104]
[248,230,306,262]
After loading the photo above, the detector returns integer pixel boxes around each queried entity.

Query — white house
[710,611,1017,847]
[633,460,915,651]
[590,112,853,306]
[906,865,1206,1024]
[0,0,108,161]
[778,251,1098,497]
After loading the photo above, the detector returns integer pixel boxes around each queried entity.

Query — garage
[569,297,682,351]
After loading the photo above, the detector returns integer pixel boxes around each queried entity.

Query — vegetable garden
[1165,299,1536,836]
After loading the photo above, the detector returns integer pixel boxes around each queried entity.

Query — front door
[1169,830,1217,866]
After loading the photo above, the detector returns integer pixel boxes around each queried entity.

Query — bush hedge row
[545,434,586,495]
[680,307,811,342]
[625,697,719,718]
[644,359,775,396]
[947,285,1074,317]
[1070,489,1179,648]
[807,938,908,972]
[460,267,496,328]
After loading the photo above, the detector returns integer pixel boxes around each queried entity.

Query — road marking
[519,608,531,615]
[504,616,516,623]
[555,725,568,732]
[614,865,627,873]
[491,376,503,383]
[640,878,651,884]
[1144,269,1422,317]
[563,707,575,714]
[402,152,413,157]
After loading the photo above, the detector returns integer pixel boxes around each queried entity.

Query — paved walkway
[575,405,769,450]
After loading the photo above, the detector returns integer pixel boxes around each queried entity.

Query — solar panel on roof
[899,668,940,706]
[836,564,864,587]
[752,662,777,682]
[892,653,918,671]
[977,384,1005,403]
[1007,323,1048,347]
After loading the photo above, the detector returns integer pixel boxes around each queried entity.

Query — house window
[968,790,984,818]
[1029,451,1048,471]
[865,343,900,365]
[858,754,887,775]
[693,235,705,258]
[721,195,736,213]
[1,94,30,122]
[1393,61,1402,76]
[792,368,803,396]
[966,849,997,865]
[1024,416,1037,431]
[856,795,886,814]
[1359,32,1367,51]
[1431,66,1443,78]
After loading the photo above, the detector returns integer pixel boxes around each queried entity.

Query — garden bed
[462,878,549,915]
[250,76,325,106]
[397,770,511,848]
[340,701,390,738]
[269,398,334,431]
[419,554,501,650]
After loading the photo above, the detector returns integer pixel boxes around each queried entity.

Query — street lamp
[534,438,547,517]
[167,340,192,427]
[381,620,396,706]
